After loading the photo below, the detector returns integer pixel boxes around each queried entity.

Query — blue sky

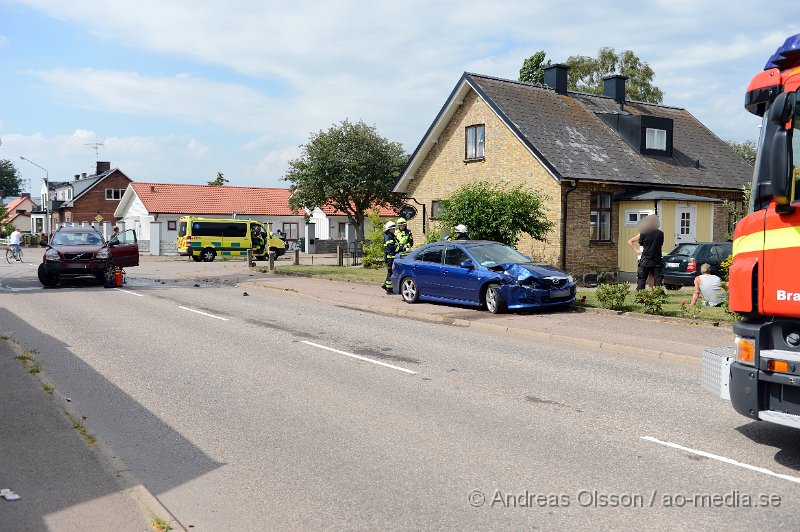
[0,0,796,191]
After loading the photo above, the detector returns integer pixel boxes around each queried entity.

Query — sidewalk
[0,341,152,531]
[253,274,732,362]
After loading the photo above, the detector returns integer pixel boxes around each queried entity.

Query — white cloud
[6,0,799,183]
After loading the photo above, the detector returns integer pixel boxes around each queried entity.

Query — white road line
[301,340,418,375]
[178,306,229,321]
[641,436,800,485]
[114,288,144,297]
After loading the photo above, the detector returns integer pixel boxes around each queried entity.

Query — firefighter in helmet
[395,217,414,254]
[383,221,399,293]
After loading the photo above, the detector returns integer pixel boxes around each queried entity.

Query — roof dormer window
[645,128,667,151]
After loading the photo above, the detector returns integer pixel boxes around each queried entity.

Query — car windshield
[466,243,531,268]
[51,232,103,246]
[668,244,700,256]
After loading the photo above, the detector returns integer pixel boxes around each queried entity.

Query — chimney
[74,174,81,181]
[543,64,570,95]
[603,74,629,107]
[21,193,30,199]
[96,161,111,175]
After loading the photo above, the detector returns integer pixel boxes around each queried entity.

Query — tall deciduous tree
[285,119,407,240]
[208,171,229,186]
[518,50,551,84]
[725,139,757,166]
[565,47,664,103]
[437,182,553,246]
[0,159,23,197]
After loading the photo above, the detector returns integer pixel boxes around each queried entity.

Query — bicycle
[5,246,23,263]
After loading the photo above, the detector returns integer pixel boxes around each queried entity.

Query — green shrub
[634,286,668,315]
[595,283,630,310]
[424,228,442,245]
[362,211,386,269]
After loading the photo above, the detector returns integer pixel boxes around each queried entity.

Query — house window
[431,200,443,219]
[624,210,653,227]
[465,124,485,160]
[589,193,612,241]
[338,222,347,239]
[645,128,667,151]
[105,189,125,200]
[282,223,299,241]
[167,220,177,231]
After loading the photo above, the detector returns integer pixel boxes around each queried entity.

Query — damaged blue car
[390,240,576,313]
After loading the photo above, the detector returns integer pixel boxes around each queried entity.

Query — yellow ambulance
[177,217,285,262]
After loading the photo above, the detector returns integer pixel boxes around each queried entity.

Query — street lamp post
[19,156,50,236]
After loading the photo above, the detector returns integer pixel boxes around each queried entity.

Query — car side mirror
[459,260,474,269]
[767,92,796,212]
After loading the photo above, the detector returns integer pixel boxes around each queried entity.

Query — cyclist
[9,229,22,261]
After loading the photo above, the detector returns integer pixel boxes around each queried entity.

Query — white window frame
[105,188,124,200]
[624,209,654,226]
[645,128,667,151]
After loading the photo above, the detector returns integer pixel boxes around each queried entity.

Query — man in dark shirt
[627,215,664,290]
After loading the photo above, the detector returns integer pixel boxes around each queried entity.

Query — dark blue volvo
[390,241,576,313]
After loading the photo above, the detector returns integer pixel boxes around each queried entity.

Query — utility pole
[19,156,50,235]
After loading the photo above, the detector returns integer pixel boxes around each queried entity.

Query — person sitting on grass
[690,263,727,307]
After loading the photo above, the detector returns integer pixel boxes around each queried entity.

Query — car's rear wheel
[37,264,59,287]
[191,253,202,262]
[400,277,419,303]
[201,248,216,262]
[665,284,682,291]
[485,283,506,314]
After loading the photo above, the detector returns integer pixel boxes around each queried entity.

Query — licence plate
[550,289,570,298]
[666,262,680,268]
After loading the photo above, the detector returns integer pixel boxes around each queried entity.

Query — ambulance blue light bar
[765,33,800,70]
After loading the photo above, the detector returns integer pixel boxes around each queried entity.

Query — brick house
[32,161,133,234]
[393,66,753,278]
[2,194,38,232]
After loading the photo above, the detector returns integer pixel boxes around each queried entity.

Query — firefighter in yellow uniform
[395,217,414,254]
[383,221,399,293]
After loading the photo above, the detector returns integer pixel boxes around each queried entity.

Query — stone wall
[313,239,348,254]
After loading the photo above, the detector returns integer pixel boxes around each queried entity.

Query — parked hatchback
[662,241,732,289]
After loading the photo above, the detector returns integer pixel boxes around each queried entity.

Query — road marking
[178,306,229,321]
[301,340,418,374]
[641,436,800,485]
[114,288,143,297]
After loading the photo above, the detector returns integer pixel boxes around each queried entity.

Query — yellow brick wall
[404,90,563,265]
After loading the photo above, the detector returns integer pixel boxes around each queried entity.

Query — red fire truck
[702,33,800,428]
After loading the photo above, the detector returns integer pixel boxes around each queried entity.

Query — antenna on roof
[85,141,104,162]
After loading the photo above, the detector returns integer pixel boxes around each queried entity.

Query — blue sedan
[390,240,576,313]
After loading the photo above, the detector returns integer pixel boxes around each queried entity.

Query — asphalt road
[2,258,799,530]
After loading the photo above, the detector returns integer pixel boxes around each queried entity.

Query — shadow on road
[0,308,222,529]
[736,422,800,471]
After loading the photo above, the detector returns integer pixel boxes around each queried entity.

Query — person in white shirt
[691,263,727,307]
[9,229,22,260]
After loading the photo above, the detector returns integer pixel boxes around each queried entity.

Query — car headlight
[45,249,60,261]
[96,249,110,259]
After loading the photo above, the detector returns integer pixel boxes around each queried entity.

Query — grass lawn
[576,285,733,322]
[268,264,387,283]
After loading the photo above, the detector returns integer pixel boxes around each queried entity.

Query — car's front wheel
[665,284,682,291]
[37,263,59,287]
[400,277,419,303]
[485,283,506,314]
[95,270,107,285]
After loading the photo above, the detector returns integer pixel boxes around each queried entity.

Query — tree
[437,182,553,246]
[519,50,551,84]
[725,139,757,166]
[0,159,23,197]
[565,47,664,103]
[208,171,228,186]
[285,119,407,240]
